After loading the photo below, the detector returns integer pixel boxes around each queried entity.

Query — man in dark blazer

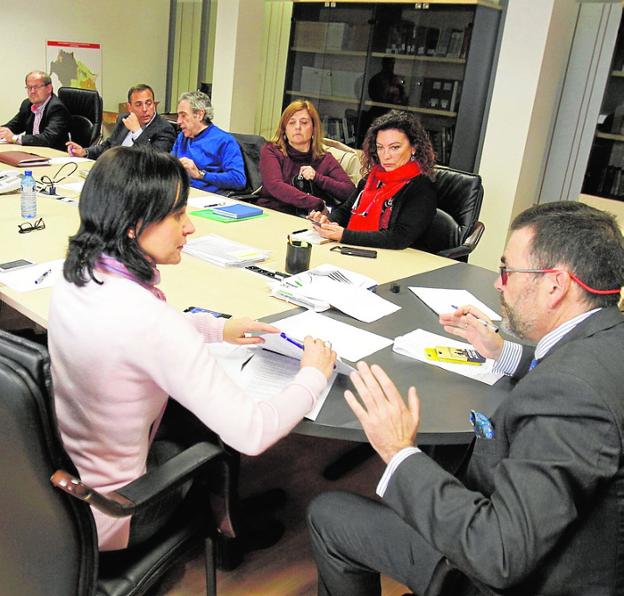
[0,70,70,151]
[66,83,175,160]
[308,201,624,595]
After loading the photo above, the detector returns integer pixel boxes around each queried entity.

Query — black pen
[292,229,307,234]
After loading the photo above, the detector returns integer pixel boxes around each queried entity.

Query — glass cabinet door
[583,17,624,201]
[285,3,374,146]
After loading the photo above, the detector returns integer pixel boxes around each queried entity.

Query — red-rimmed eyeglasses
[498,266,621,295]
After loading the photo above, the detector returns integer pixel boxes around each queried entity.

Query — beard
[499,292,536,341]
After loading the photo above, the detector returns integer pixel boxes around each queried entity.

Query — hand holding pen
[439,304,504,361]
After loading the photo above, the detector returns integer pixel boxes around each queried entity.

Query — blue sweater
[171,124,246,193]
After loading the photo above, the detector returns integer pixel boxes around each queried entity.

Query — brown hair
[271,99,325,160]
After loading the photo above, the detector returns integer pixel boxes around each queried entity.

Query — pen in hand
[451,305,499,333]
[68,133,74,156]
[34,269,52,285]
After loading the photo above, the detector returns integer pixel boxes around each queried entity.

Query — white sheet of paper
[409,287,501,321]
[0,259,64,292]
[393,328,503,386]
[242,350,335,420]
[303,277,400,323]
[57,181,84,193]
[273,310,392,362]
[48,156,91,165]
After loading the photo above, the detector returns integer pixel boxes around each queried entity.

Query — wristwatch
[198,169,206,179]
[11,135,18,144]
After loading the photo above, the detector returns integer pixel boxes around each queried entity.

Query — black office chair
[228,132,266,200]
[58,87,103,148]
[425,165,485,262]
[0,329,233,596]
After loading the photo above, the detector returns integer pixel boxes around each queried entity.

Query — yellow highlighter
[425,346,486,366]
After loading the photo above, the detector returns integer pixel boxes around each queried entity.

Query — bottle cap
[24,170,32,176]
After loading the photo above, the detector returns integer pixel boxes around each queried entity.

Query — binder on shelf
[415,26,428,56]
[435,28,452,57]
[446,29,465,59]
[424,27,440,56]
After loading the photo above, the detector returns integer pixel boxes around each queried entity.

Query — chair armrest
[51,441,225,517]
[437,221,485,260]
[227,187,263,202]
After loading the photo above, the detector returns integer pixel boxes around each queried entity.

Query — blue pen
[280,332,304,350]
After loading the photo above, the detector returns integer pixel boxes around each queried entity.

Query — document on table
[0,259,64,292]
[272,264,398,323]
[393,328,503,386]
[57,180,85,194]
[409,287,501,320]
[48,156,91,165]
[273,310,393,362]
[183,234,269,267]
[260,331,354,375]
[242,349,336,421]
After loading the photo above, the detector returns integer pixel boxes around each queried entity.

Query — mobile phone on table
[331,246,377,258]
[184,306,232,318]
[0,259,34,272]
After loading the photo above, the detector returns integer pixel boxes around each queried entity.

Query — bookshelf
[583,15,624,202]
[282,1,501,170]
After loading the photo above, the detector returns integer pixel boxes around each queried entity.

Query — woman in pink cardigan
[48,146,335,551]
[257,99,355,216]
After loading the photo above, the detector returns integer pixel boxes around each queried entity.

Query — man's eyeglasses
[25,84,49,92]
[18,218,46,234]
[498,266,620,296]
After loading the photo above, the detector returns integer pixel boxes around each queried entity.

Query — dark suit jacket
[3,95,71,151]
[384,307,624,595]
[86,113,175,160]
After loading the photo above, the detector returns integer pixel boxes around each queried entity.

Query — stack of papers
[393,328,503,386]
[271,264,399,323]
[183,234,269,267]
[273,310,393,362]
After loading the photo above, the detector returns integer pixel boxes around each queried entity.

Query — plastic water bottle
[20,170,37,219]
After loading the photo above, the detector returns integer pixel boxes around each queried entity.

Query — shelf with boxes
[283,1,501,170]
[583,15,624,202]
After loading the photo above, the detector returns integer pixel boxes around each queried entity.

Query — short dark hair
[511,201,624,307]
[127,83,155,102]
[64,146,189,286]
[361,110,435,177]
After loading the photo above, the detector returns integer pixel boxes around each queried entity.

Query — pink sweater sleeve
[136,302,327,455]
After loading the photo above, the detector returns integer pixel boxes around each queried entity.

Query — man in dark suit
[66,83,175,159]
[0,70,70,151]
[308,201,624,595]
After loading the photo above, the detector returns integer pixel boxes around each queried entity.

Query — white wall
[0,0,170,118]
[473,0,579,270]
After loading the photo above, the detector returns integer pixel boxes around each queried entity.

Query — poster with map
[47,40,101,92]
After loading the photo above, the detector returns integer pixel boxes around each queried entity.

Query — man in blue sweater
[172,91,246,194]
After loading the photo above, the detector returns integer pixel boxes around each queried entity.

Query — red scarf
[346,161,421,232]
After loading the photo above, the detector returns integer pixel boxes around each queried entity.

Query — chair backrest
[0,331,97,596]
[322,137,363,185]
[58,87,103,148]
[231,132,266,195]
[424,165,484,257]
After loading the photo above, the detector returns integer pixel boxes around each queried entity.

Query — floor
[157,433,411,596]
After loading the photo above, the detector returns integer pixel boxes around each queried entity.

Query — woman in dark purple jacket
[257,100,355,216]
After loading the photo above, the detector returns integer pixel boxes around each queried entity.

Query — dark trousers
[307,491,468,596]
[127,400,234,548]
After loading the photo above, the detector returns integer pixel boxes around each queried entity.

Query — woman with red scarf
[309,110,436,249]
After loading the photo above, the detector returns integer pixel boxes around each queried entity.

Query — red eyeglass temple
[501,267,621,295]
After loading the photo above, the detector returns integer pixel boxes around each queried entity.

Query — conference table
[0,145,505,445]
